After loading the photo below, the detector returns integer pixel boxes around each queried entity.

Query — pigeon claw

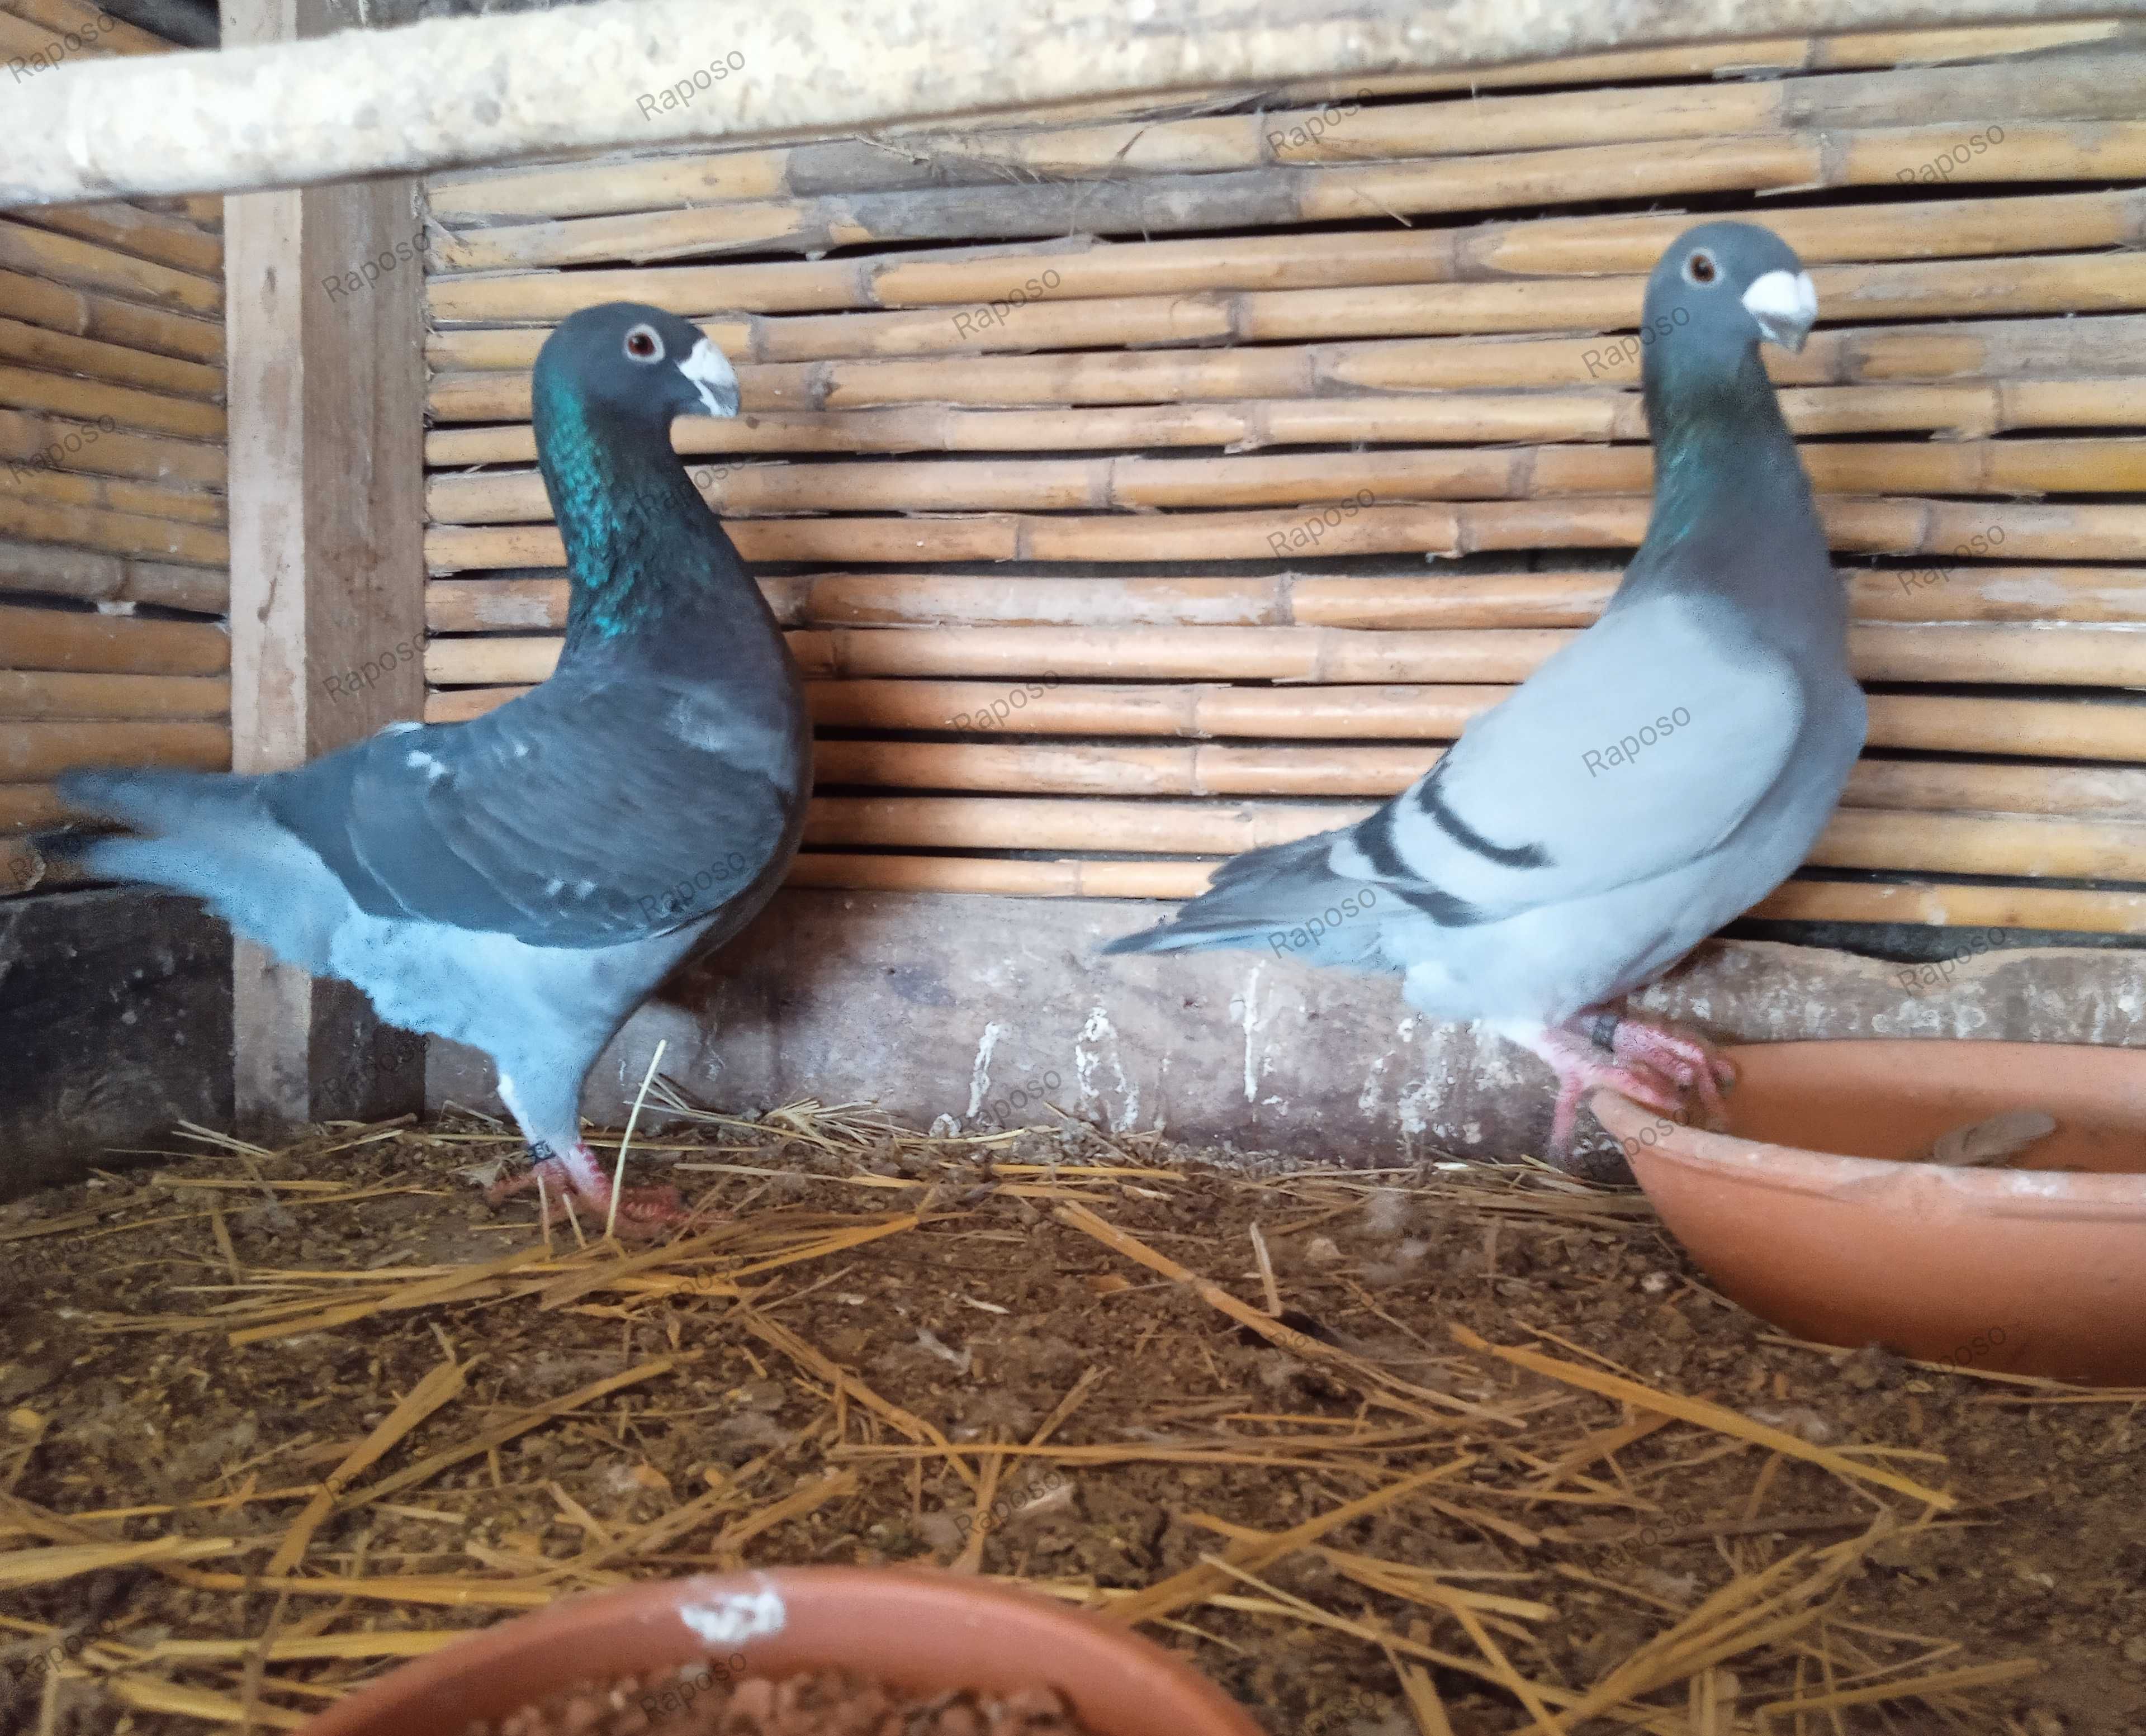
[1533,1027,1688,1163]
[1598,1014,1736,1131]
[487,1144,691,1240]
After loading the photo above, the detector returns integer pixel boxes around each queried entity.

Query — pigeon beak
[1742,269,1818,354]
[678,335,741,418]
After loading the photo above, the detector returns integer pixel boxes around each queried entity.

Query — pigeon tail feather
[54,766,255,838]
[1101,916,1276,957]
[1105,831,1382,964]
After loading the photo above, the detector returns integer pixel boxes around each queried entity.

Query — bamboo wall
[423,22,2139,934]
[0,0,228,899]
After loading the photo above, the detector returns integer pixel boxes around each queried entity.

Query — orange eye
[1687,252,1717,284]
[624,326,661,361]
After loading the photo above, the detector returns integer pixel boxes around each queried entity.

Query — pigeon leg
[1580,1010,1737,1130]
[1501,1023,1687,1163]
[487,1141,688,1239]
[488,1069,690,1237]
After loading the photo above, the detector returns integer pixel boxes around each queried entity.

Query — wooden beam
[5,0,2138,207]
[222,0,427,1132]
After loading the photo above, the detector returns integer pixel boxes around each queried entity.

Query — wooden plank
[799,741,2146,820]
[222,0,427,1131]
[427,300,2146,424]
[0,670,229,720]
[1,0,179,58]
[413,22,2136,220]
[426,186,2146,326]
[0,537,225,612]
[0,361,226,440]
[0,491,226,564]
[770,852,2146,933]
[0,267,225,364]
[2,461,228,527]
[0,405,225,491]
[755,793,2146,886]
[430,119,2146,272]
[424,681,2146,767]
[423,566,2146,635]
[420,437,2146,526]
[0,312,226,401]
[0,718,229,780]
[0,780,67,832]
[423,47,2145,218]
[419,620,2146,693]
[0,601,228,674]
[421,497,2146,573]
[424,247,2146,377]
[13,4,2134,208]
[421,378,2146,471]
[0,217,222,316]
[425,186,2146,329]
[15,205,224,277]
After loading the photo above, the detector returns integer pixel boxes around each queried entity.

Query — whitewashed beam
[6,0,2140,208]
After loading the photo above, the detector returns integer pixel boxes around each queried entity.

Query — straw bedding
[1,1101,2142,1735]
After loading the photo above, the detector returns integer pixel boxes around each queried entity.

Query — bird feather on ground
[41,303,811,1234]
[1105,223,1868,1160]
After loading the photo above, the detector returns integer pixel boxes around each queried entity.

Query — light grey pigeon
[1105,222,1866,1155]
[42,304,811,1232]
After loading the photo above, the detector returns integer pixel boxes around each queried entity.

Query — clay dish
[1592,1041,2146,1386]
[296,1566,1264,1736]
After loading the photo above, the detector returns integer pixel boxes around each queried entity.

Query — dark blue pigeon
[1105,223,1866,1158]
[45,303,809,1232]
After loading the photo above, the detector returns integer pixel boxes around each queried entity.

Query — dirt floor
[1,1099,2141,1736]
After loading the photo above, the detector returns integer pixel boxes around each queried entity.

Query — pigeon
[1105,222,1866,1157]
[41,303,810,1232]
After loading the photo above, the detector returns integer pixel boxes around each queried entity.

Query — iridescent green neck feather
[533,368,720,655]
[1644,341,1796,545]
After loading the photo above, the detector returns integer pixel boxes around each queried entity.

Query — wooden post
[222,0,427,1132]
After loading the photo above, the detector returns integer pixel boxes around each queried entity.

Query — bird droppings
[677,1582,787,1648]
[966,1021,1007,1118]
[1,1102,2142,1734]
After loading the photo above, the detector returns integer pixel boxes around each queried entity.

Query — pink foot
[1523,1026,1687,1160]
[1591,1013,1736,1130]
[487,1141,689,1239]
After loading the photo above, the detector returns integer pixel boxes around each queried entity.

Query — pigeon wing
[1330,592,1805,922]
[261,672,803,949]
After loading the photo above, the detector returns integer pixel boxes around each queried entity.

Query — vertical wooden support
[222,0,427,1132]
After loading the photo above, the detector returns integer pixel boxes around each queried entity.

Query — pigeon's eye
[1685,250,1718,285]
[624,325,663,362]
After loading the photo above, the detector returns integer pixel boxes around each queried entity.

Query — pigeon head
[532,302,753,651]
[1641,222,1817,363]
[536,302,741,426]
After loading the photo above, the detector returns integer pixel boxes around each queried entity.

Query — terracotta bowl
[1590,1040,2146,1386]
[295,1566,1263,1736]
